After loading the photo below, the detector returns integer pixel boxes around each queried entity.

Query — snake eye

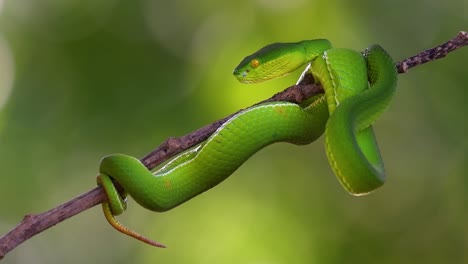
[251,59,260,68]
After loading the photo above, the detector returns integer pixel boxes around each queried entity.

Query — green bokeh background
[0,0,467,263]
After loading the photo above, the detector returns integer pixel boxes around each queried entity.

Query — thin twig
[396,31,468,73]
[0,31,466,260]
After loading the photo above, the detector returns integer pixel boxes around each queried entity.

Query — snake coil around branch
[0,31,467,260]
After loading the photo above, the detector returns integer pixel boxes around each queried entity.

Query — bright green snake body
[97,39,398,247]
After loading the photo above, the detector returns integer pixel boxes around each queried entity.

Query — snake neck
[300,39,333,62]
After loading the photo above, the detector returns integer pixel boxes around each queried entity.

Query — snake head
[233,39,332,84]
[233,42,307,83]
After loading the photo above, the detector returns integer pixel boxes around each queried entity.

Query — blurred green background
[0,0,467,263]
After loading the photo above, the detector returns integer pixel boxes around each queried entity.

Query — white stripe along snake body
[97,39,398,247]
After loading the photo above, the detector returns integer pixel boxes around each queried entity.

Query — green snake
[96,39,398,247]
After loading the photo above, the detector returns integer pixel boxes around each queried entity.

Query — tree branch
[1,31,466,260]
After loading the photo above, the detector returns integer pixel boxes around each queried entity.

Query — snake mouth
[233,69,251,83]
